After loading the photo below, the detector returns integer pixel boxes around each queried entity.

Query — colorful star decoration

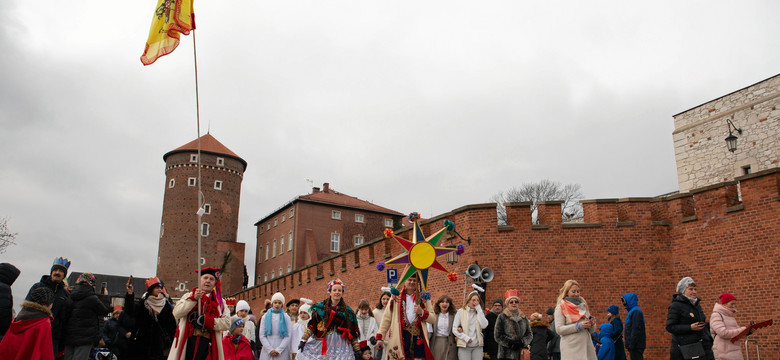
[384,219,457,292]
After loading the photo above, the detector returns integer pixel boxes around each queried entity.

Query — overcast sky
[1,1,778,307]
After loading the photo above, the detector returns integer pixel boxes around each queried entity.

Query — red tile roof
[298,188,403,216]
[163,134,247,169]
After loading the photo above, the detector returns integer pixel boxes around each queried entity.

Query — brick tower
[157,134,247,298]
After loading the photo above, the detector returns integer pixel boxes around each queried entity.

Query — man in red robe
[0,287,55,360]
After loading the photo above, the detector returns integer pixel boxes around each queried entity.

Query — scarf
[560,297,588,323]
[503,308,525,322]
[264,307,289,337]
[145,293,167,319]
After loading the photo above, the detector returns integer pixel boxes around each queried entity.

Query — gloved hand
[510,340,522,350]
[369,336,377,345]
[298,340,306,352]
[188,312,205,329]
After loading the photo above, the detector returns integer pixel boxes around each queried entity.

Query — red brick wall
[233,169,780,358]
[157,151,246,297]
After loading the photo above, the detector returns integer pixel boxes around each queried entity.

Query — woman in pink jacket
[710,293,746,360]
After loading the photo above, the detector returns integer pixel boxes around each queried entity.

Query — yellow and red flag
[140,0,195,66]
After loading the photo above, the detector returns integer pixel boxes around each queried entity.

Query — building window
[267,223,271,230]
[281,214,286,222]
[178,283,186,291]
[274,219,278,227]
[265,243,270,260]
[200,257,206,265]
[258,246,262,263]
[355,214,364,223]
[271,271,275,279]
[330,233,340,252]
[190,154,198,163]
[279,268,283,276]
[332,210,341,220]
[385,219,393,227]
[354,235,364,246]
[288,232,293,251]
[287,264,292,273]
[290,208,295,218]
[203,204,211,214]
[168,179,175,188]
[216,157,224,166]
[201,223,209,237]
[214,180,223,190]
[272,240,277,257]
[280,235,285,254]
[742,165,752,175]
[188,177,196,186]
[160,223,164,238]
[264,273,268,282]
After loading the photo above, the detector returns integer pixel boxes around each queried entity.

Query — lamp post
[725,119,742,153]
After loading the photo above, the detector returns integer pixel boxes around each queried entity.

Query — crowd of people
[0,258,761,360]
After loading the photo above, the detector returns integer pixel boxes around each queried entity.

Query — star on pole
[384,220,456,292]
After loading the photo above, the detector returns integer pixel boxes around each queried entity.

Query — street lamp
[725,119,742,153]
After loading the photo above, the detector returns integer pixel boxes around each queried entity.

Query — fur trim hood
[20,300,53,317]
[530,320,549,328]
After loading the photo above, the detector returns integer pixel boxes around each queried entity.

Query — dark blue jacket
[609,315,626,360]
[621,293,645,350]
[0,263,20,338]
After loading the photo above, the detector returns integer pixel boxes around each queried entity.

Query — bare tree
[491,180,584,225]
[0,217,18,254]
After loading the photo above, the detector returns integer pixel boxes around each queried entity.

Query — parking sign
[386,268,398,284]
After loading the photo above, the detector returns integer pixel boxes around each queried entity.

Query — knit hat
[607,305,619,315]
[719,292,737,305]
[676,277,695,295]
[492,299,503,306]
[236,300,251,313]
[230,318,245,333]
[299,303,311,315]
[546,307,555,316]
[26,287,54,307]
[271,292,285,305]
[51,257,71,276]
[77,272,97,288]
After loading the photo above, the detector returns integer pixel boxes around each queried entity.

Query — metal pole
[192,30,203,316]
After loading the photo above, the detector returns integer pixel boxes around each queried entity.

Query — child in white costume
[259,292,292,360]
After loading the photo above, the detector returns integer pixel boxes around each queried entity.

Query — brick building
[157,134,246,298]
[253,183,403,285]
[673,74,779,192]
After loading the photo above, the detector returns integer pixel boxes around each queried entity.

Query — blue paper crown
[53,257,71,269]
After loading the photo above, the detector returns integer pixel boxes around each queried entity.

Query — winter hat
[676,277,695,295]
[719,292,737,305]
[359,340,371,353]
[286,298,300,307]
[607,305,619,315]
[145,277,163,291]
[26,286,54,306]
[271,292,285,305]
[546,307,555,316]
[529,312,543,322]
[230,318,245,333]
[299,303,311,315]
[77,272,97,288]
[236,300,251,313]
[51,257,71,276]
[492,299,503,306]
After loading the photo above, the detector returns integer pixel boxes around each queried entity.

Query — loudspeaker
[466,264,482,280]
[480,268,494,283]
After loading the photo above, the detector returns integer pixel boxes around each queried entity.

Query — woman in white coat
[553,280,597,360]
[259,292,292,360]
[452,292,488,360]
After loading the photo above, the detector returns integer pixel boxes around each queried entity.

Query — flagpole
[193,29,203,317]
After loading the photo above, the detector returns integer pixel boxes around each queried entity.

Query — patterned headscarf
[77,272,97,288]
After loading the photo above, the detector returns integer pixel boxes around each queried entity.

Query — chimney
[323,183,330,192]
[312,187,320,193]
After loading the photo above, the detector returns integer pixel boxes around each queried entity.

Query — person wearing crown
[168,267,231,360]
[124,276,176,360]
[26,257,72,358]
[375,273,435,360]
[296,278,364,360]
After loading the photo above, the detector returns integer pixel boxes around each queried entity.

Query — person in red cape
[0,286,55,360]
[168,267,231,360]
[222,318,254,360]
[376,273,435,360]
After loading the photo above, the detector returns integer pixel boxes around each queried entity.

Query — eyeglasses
[508,300,518,304]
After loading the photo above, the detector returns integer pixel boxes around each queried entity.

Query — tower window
[201,223,209,237]
[216,157,224,166]
[190,154,199,163]
[742,165,752,175]
[330,233,340,252]
[178,283,186,291]
[203,204,211,214]
[188,177,196,186]
[168,179,175,188]
[214,180,223,190]
[332,210,341,220]
[200,257,206,265]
